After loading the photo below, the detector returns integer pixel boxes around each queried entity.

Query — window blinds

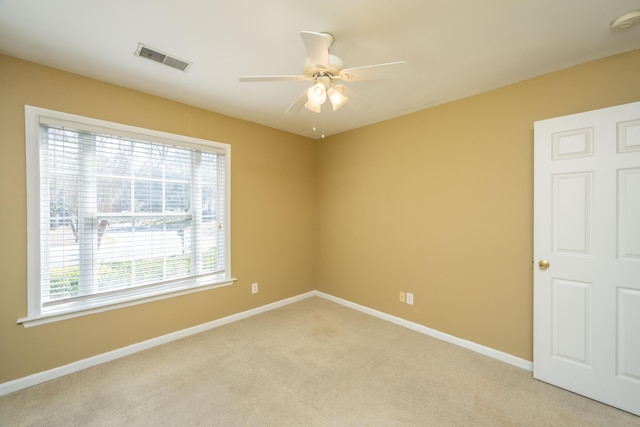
[39,122,226,307]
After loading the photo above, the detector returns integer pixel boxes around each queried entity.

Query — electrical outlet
[399,291,406,303]
[251,283,259,294]
[406,292,414,305]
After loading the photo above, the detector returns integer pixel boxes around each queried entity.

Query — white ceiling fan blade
[339,61,408,82]
[300,31,330,69]
[239,75,308,82]
[285,89,309,115]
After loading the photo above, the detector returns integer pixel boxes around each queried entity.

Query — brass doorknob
[538,259,550,270]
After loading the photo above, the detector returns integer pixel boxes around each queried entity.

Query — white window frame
[20,105,234,327]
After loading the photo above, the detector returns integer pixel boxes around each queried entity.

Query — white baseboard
[313,291,533,372]
[0,291,315,397]
[0,290,531,396]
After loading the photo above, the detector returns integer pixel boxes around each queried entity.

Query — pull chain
[311,105,326,138]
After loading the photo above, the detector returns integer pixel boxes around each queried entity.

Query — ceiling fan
[239,31,407,114]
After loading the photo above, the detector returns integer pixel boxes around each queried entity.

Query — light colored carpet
[1,296,638,426]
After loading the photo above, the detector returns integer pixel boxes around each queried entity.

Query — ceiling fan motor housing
[303,54,344,79]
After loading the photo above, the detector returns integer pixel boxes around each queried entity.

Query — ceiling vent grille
[135,43,192,72]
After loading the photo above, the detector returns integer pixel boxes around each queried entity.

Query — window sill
[17,277,236,328]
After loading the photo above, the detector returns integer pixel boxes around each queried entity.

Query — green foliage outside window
[48,248,217,299]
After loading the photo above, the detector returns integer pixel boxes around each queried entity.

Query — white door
[533,101,640,416]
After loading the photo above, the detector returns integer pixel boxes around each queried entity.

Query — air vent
[135,43,192,72]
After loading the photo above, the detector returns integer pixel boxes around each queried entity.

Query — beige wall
[0,55,317,383]
[1,49,639,384]
[316,48,640,361]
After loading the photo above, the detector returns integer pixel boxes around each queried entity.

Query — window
[21,106,233,326]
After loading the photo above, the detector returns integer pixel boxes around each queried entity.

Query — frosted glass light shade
[328,87,348,111]
[307,83,327,106]
[304,100,322,113]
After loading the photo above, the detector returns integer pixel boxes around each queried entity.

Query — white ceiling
[1,1,639,139]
